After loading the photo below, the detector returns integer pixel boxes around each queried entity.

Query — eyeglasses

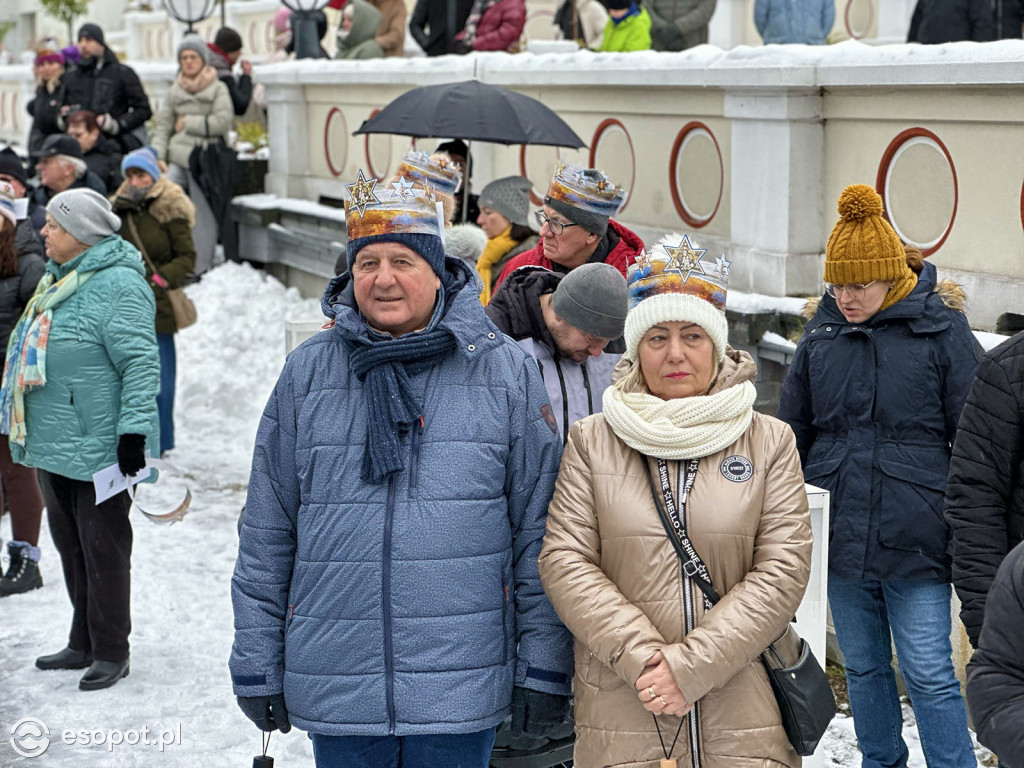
[535,211,579,236]
[825,281,877,300]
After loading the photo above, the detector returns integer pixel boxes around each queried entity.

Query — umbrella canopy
[353,79,586,149]
[188,141,239,226]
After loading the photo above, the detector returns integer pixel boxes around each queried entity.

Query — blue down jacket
[777,262,980,582]
[754,0,835,44]
[230,256,571,736]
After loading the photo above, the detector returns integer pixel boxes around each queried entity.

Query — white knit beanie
[624,233,730,362]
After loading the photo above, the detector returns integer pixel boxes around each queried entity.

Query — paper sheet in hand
[93,461,153,504]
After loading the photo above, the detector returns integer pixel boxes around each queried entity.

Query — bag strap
[644,456,720,607]
[125,213,156,275]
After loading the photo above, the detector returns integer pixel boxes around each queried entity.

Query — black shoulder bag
[645,456,836,757]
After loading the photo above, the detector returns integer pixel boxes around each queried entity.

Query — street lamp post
[163,0,219,34]
[280,0,331,59]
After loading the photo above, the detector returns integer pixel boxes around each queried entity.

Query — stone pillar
[264,82,308,199]
[725,86,826,297]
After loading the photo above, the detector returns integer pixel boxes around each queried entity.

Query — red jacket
[459,0,526,51]
[495,219,643,287]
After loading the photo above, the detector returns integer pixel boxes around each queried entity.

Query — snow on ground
[0,263,994,766]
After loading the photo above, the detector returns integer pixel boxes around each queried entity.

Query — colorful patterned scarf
[462,0,502,45]
[0,269,94,444]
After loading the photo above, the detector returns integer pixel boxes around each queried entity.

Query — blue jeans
[828,576,975,768]
[156,332,176,455]
[310,728,496,768]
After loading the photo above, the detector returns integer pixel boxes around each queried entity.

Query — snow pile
[172,262,323,490]
[0,263,993,766]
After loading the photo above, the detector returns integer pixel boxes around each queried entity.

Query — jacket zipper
[554,356,570,445]
[383,474,397,734]
[408,416,423,498]
[581,362,593,415]
[70,388,87,433]
[677,463,702,768]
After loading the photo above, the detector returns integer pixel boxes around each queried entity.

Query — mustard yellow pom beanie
[825,184,916,310]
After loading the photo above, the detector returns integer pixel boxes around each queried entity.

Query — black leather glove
[509,687,571,739]
[237,694,292,733]
[116,433,147,476]
[449,39,473,54]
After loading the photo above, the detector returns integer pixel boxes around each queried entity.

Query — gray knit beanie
[478,176,532,227]
[177,35,209,65]
[552,263,628,339]
[47,188,122,246]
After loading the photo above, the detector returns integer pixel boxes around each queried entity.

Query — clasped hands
[635,650,691,717]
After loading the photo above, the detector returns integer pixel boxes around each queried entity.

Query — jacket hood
[803,260,965,327]
[321,254,496,350]
[113,175,196,228]
[342,0,383,45]
[486,265,561,349]
[46,234,145,280]
[608,218,645,257]
[207,48,232,77]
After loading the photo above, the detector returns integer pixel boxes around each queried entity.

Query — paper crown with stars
[393,151,461,223]
[544,163,625,236]
[623,232,732,363]
[346,168,446,242]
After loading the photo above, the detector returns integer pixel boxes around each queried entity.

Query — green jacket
[12,235,160,481]
[599,8,653,51]
[112,176,197,334]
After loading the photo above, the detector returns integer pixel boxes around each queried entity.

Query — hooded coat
[539,351,812,768]
[11,235,160,481]
[486,266,620,443]
[944,330,1024,646]
[457,0,527,51]
[336,0,386,59]
[777,261,980,582]
[230,256,572,736]
[112,175,198,334]
[495,219,644,288]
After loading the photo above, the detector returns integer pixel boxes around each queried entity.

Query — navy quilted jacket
[777,262,980,582]
[230,257,571,736]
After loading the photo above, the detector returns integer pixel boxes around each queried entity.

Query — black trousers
[39,470,133,663]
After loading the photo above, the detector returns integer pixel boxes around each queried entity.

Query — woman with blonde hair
[539,235,812,767]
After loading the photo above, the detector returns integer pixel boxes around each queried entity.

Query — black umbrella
[188,141,238,227]
[353,79,586,149]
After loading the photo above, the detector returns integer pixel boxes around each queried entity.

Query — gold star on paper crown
[346,169,381,218]
[633,249,653,271]
[664,234,707,283]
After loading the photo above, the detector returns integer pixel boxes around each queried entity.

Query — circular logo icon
[721,455,753,483]
[10,717,50,758]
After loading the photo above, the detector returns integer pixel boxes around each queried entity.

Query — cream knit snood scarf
[603,377,756,460]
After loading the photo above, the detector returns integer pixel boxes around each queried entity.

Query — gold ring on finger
[658,695,668,706]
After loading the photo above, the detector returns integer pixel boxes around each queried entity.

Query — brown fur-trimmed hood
[112,175,196,228]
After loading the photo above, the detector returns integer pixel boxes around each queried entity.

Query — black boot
[79,658,130,691]
[0,545,43,597]
[36,646,93,670]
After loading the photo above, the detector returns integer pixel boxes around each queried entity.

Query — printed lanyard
[657,458,714,598]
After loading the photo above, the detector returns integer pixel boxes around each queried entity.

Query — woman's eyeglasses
[535,211,579,236]
[825,281,877,300]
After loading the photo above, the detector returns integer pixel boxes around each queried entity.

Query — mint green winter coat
[599,8,653,52]
[11,235,160,481]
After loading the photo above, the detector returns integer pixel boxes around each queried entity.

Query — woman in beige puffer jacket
[538,236,813,768]
[151,35,232,275]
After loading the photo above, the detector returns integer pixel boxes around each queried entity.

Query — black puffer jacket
[60,48,152,150]
[944,330,1024,646]
[84,136,123,194]
[908,0,995,42]
[0,244,46,353]
[27,80,65,158]
[994,0,1024,37]
[15,219,42,260]
[966,539,1024,768]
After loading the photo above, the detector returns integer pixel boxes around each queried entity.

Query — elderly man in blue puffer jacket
[230,164,572,768]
